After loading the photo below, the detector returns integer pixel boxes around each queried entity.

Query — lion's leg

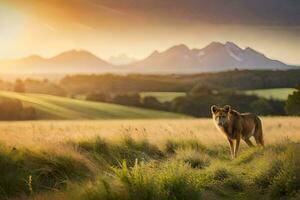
[234,137,240,158]
[244,138,255,147]
[227,138,234,158]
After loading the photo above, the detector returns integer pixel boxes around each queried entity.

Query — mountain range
[0,50,112,74]
[0,42,293,74]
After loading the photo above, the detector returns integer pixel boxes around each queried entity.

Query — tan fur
[211,105,264,158]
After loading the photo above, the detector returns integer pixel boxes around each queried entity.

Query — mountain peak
[147,50,160,58]
[14,55,45,64]
[173,44,189,49]
[53,50,97,59]
[204,42,224,51]
[244,47,264,56]
[244,47,256,52]
[225,42,242,51]
[166,44,190,53]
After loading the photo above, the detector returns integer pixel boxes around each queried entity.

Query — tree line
[0,69,299,119]
[60,69,300,95]
[1,69,300,97]
[86,85,287,117]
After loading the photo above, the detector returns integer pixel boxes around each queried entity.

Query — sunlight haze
[0,0,299,65]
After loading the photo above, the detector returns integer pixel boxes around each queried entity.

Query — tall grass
[0,144,94,198]
[81,140,300,200]
[0,118,298,199]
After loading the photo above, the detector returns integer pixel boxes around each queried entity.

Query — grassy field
[0,117,299,199]
[245,88,296,100]
[0,91,188,119]
[140,88,296,103]
[140,92,185,102]
[141,88,296,102]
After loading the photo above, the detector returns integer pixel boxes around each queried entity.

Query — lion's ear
[224,105,231,113]
[211,105,218,114]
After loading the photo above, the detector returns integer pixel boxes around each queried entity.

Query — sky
[0,0,300,65]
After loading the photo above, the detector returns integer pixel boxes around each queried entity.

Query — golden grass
[0,117,299,199]
[0,117,299,149]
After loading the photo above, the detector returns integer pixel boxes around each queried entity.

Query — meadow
[0,91,187,119]
[140,88,297,103]
[0,117,299,200]
[245,88,297,100]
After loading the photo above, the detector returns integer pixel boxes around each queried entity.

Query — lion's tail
[255,117,264,146]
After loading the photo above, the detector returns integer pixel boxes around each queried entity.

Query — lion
[211,105,264,158]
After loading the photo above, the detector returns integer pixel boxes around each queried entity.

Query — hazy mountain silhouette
[0,42,292,74]
[128,42,290,72]
[0,50,112,74]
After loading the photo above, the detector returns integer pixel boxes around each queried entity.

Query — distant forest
[61,69,300,117]
[0,69,299,119]
[60,69,300,95]
[0,70,299,96]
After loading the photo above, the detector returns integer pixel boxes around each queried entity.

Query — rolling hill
[0,91,189,119]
